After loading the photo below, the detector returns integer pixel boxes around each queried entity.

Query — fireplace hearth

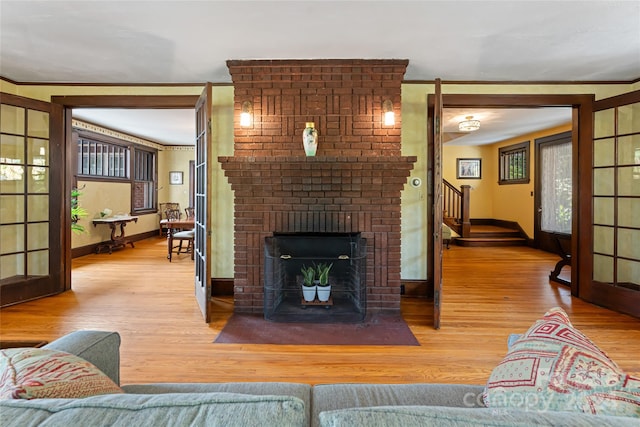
[264,233,366,323]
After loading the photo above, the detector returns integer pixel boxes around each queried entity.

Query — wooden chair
[164,208,182,222]
[165,207,193,261]
[158,202,180,236]
[185,207,195,220]
[169,228,194,262]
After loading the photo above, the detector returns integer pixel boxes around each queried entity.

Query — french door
[0,93,66,306]
[587,90,640,317]
[194,84,212,322]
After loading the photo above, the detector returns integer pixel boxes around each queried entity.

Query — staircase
[442,179,528,247]
[453,221,528,247]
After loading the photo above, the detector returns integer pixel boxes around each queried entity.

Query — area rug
[214,313,420,346]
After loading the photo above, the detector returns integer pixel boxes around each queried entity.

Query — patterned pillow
[0,348,123,399]
[483,307,640,417]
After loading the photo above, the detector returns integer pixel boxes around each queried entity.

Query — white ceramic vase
[302,122,318,156]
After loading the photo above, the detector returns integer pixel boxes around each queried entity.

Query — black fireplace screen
[264,233,366,322]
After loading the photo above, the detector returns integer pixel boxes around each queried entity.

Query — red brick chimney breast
[220,59,416,315]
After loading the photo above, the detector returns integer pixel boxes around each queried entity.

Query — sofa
[1,308,639,426]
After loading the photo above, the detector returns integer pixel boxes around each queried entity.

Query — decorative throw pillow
[0,348,123,399]
[483,307,640,417]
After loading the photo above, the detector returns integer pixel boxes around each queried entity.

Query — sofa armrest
[43,330,121,385]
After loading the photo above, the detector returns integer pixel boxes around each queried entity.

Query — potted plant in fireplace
[316,262,333,302]
[300,265,317,302]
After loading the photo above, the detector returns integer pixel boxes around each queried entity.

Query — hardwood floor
[1,237,639,386]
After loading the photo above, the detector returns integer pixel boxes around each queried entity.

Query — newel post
[461,185,472,238]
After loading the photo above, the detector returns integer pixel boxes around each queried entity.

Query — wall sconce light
[382,99,395,126]
[240,101,252,127]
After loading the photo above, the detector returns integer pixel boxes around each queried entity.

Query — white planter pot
[302,285,317,302]
[317,285,331,302]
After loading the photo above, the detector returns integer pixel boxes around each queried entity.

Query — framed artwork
[169,171,183,185]
[456,158,481,179]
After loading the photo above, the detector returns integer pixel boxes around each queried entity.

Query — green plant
[300,265,315,286]
[71,188,89,234]
[315,262,333,286]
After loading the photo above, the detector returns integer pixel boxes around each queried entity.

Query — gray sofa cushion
[43,331,121,385]
[0,392,306,427]
[311,383,485,427]
[123,382,312,425]
[318,405,640,427]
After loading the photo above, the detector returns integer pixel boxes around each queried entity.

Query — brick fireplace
[219,59,416,316]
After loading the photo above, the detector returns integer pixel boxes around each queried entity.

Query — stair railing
[442,180,472,238]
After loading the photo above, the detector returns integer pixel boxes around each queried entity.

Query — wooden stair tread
[454,235,527,247]
[469,234,521,238]
[470,225,518,233]
[458,237,525,241]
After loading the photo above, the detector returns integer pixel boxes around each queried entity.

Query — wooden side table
[93,216,139,254]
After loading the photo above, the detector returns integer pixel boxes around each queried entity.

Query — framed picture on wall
[456,158,481,179]
[169,171,183,185]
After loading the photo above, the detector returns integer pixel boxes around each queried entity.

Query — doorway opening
[70,107,196,249]
[441,107,572,250]
[52,95,201,301]
[429,92,594,328]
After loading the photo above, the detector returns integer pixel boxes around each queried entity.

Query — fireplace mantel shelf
[219,156,417,164]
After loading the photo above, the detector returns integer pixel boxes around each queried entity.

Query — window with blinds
[133,148,156,211]
[75,131,157,214]
[499,141,530,184]
[77,138,129,179]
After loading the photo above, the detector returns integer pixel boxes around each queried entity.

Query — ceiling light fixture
[382,99,395,126]
[240,101,252,127]
[458,115,480,132]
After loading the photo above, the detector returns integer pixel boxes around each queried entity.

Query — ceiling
[442,107,572,146]
[73,108,197,146]
[2,1,638,84]
[2,1,636,146]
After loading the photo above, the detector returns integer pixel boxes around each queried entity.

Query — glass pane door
[591,94,640,317]
[1,96,57,306]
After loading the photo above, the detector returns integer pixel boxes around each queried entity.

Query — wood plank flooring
[1,237,639,386]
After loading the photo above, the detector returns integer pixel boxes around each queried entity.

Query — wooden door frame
[432,79,443,329]
[428,93,594,300]
[51,95,201,289]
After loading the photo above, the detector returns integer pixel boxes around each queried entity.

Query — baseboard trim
[212,278,234,296]
[71,230,159,258]
[401,279,432,299]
